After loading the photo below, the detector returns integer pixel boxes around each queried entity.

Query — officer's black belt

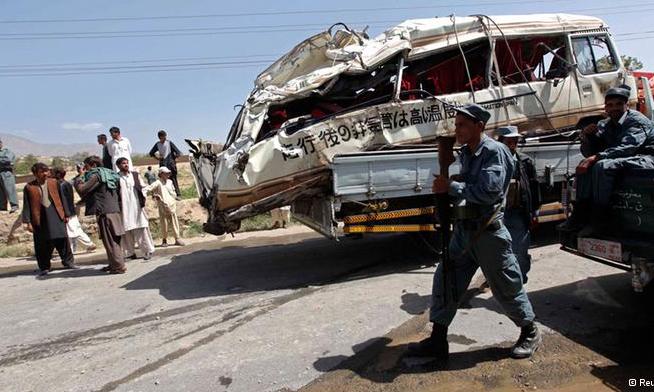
[457,219,502,232]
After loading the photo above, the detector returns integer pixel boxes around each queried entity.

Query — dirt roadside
[0,225,319,275]
[298,281,654,392]
[298,313,648,392]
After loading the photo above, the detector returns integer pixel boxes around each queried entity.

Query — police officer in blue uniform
[407,104,541,360]
[498,126,540,284]
[0,138,19,213]
[564,85,654,229]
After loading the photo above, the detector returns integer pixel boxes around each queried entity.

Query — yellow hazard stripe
[344,224,438,233]
[343,207,436,224]
[537,213,567,223]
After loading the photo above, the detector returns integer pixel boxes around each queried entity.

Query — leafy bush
[14,154,39,175]
[184,221,204,237]
[0,243,34,258]
[238,214,275,232]
[180,185,198,200]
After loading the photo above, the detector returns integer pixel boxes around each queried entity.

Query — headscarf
[84,167,120,190]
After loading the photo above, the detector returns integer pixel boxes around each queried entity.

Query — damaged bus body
[188,13,637,238]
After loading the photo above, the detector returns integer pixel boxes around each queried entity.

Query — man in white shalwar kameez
[107,126,133,172]
[144,166,185,247]
[116,157,155,260]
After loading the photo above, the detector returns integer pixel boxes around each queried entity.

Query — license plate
[578,237,623,262]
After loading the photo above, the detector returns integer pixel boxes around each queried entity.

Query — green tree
[621,55,643,71]
[14,154,39,175]
[51,156,67,169]
[69,151,93,163]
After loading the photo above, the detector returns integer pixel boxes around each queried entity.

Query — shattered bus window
[591,36,618,73]
[572,35,617,75]
[257,61,399,141]
[494,36,568,84]
[404,41,490,98]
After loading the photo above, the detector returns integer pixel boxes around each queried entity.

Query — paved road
[0,228,652,392]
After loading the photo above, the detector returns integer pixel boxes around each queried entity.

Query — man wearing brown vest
[21,162,77,275]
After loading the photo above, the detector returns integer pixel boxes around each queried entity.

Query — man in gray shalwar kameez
[149,130,182,196]
[0,138,19,213]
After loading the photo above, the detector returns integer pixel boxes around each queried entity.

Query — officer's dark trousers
[430,221,535,328]
[33,230,74,271]
[0,170,18,210]
[577,155,654,206]
[504,209,531,283]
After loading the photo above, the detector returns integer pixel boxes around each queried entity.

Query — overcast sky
[1,0,652,153]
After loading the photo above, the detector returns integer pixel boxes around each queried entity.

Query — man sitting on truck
[407,103,541,361]
[563,85,654,230]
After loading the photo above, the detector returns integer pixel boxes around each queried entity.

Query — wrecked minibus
[187,13,638,238]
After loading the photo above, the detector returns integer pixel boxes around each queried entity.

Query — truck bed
[559,168,654,291]
[331,141,583,202]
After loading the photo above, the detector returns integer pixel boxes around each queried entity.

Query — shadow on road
[530,221,561,248]
[0,265,108,279]
[122,234,437,300]
[395,223,562,317]
[312,272,654,386]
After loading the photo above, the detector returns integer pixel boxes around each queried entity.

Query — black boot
[511,322,542,359]
[557,201,590,232]
[405,323,449,360]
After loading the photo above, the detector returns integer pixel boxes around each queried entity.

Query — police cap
[454,103,492,124]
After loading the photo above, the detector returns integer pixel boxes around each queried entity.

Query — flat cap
[454,103,491,124]
[605,85,631,101]
[496,125,521,138]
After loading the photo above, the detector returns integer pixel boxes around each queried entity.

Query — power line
[3,22,652,42]
[0,59,277,73]
[4,32,654,77]
[0,20,397,36]
[3,4,650,37]
[0,24,400,40]
[0,54,281,69]
[616,36,654,42]
[614,30,654,37]
[0,1,571,24]
[0,63,272,77]
[1,6,653,41]
[4,28,652,70]
[2,28,653,75]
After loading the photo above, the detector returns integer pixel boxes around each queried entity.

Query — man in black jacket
[149,130,182,197]
[52,167,96,253]
[74,156,126,274]
[498,126,541,284]
[97,134,113,170]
